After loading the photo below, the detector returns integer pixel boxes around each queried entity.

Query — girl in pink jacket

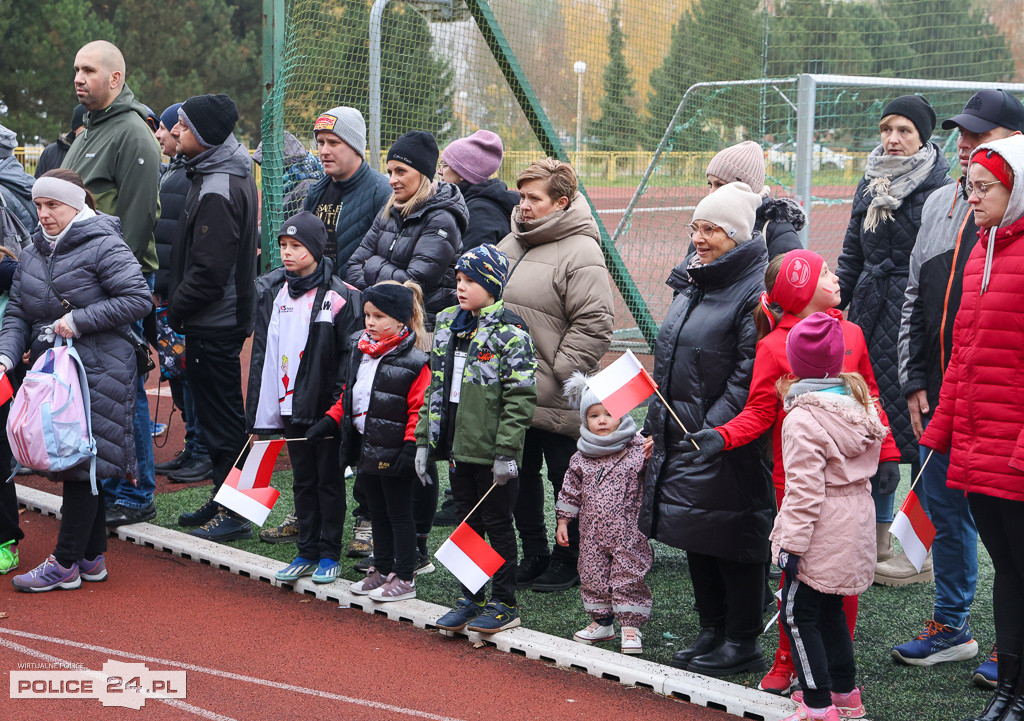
[555,372,652,656]
[772,313,887,721]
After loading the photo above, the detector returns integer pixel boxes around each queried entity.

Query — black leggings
[360,472,417,582]
[54,483,106,567]
[969,493,1024,657]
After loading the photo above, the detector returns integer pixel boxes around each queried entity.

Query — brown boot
[876,522,894,562]
[874,549,933,586]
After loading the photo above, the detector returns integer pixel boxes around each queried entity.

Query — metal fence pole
[794,73,816,248]
[260,0,286,264]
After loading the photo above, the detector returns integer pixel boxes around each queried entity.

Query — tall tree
[644,0,763,150]
[591,0,640,152]
[0,0,114,143]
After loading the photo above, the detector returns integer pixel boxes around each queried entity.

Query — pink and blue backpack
[7,337,97,490]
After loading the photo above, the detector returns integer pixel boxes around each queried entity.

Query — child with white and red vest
[556,373,652,655]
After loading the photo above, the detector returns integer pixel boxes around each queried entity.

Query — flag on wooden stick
[890,490,935,572]
[435,521,505,594]
[586,350,658,419]
[214,440,284,526]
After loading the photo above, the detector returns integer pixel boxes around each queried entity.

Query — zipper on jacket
[939,210,972,371]
[695,347,708,409]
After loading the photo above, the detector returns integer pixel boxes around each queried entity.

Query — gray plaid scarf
[862,143,937,233]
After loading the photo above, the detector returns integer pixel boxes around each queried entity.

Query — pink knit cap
[441,130,504,185]
[706,141,766,195]
[786,312,845,379]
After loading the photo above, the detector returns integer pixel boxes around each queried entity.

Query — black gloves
[305,415,339,442]
[876,461,901,496]
[779,550,801,582]
[392,441,418,481]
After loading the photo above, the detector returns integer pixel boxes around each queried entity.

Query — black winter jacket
[168,135,259,339]
[459,178,518,251]
[346,182,468,331]
[304,161,391,272]
[837,145,952,461]
[34,133,74,178]
[639,238,773,564]
[757,196,805,260]
[246,260,363,432]
[154,157,189,299]
[338,332,429,476]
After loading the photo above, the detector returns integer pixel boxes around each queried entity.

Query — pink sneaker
[781,702,840,721]
[792,689,864,720]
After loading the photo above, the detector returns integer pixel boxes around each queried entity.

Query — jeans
[870,457,919,524]
[102,274,156,510]
[916,417,978,628]
[170,375,208,457]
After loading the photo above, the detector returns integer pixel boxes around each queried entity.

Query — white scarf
[42,206,96,248]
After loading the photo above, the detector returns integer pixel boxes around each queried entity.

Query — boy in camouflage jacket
[415,244,537,634]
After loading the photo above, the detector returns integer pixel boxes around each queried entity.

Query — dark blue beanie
[160,102,183,132]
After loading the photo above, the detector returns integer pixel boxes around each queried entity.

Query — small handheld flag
[435,521,505,594]
[586,350,658,419]
[214,439,284,526]
[890,490,935,573]
[0,373,12,405]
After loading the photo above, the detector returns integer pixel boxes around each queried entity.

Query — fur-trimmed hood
[785,388,887,461]
[757,196,806,231]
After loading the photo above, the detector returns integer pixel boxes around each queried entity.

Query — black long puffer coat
[0,213,152,481]
[837,144,952,462]
[346,182,468,331]
[639,237,774,564]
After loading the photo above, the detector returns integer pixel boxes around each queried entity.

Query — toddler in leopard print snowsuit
[555,372,653,655]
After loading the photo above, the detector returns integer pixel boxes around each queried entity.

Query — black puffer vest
[342,331,428,476]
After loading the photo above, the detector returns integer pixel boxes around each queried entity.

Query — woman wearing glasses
[639,181,773,678]
[836,96,952,567]
[921,134,1024,721]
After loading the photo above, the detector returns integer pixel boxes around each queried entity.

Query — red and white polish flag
[214,439,284,526]
[890,490,935,572]
[435,521,505,594]
[586,349,658,419]
[0,373,12,405]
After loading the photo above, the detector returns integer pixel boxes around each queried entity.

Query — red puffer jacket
[921,213,1024,501]
[717,308,900,492]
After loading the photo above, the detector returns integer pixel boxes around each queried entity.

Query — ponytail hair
[776,370,877,415]
[754,254,785,340]
[376,279,429,351]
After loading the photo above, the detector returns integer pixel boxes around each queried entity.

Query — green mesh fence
[260,0,1022,353]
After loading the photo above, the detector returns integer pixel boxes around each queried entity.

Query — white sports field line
[0,627,467,721]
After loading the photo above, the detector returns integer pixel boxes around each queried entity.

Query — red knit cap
[770,249,825,314]
[971,148,1014,191]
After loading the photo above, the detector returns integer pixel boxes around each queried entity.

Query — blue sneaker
[312,559,340,584]
[275,557,317,582]
[188,509,253,543]
[465,600,521,634]
[892,619,979,666]
[435,597,485,631]
[151,421,168,438]
[973,645,998,689]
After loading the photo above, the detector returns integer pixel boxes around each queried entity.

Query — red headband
[971,149,1014,191]
[769,249,825,315]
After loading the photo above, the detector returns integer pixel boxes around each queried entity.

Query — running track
[1,512,733,721]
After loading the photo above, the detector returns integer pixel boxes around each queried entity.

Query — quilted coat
[837,143,952,462]
[346,182,468,332]
[0,213,152,481]
[639,238,774,564]
[772,387,885,596]
[921,135,1024,502]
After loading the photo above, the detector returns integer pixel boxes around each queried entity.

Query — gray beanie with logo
[313,106,367,155]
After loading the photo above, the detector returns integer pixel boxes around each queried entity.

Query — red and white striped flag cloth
[434,521,505,594]
[890,490,935,572]
[0,373,11,405]
[214,440,284,526]
[586,349,658,419]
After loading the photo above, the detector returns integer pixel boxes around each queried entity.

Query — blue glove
[779,550,801,582]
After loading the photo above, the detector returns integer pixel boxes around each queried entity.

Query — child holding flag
[246,211,362,584]
[680,249,900,693]
[556,373,652,654]
[416,244,537,634]
[311,281,431,602]
[772,312,885,721]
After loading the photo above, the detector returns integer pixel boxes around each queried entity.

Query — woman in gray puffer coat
[0,170,150,592]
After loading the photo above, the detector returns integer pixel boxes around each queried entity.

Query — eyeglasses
[688,222,723,239]
[965,179,1002,199]
[436,159,449,178]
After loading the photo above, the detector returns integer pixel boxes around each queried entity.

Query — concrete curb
[18,485,794,721]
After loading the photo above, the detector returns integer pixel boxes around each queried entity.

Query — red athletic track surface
[1,512,733,721]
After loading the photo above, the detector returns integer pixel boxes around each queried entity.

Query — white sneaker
[573,621,615,644]
[621,627,643,655]
[369,573,416,602]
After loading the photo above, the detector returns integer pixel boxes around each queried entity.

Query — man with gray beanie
[304,106,390,271]
[169,93,259,543]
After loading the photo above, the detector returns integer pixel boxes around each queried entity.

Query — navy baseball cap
[942,90,1024,134]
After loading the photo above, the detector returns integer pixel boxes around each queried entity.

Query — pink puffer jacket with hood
[771,383,887,596]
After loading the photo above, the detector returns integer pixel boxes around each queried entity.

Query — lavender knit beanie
[442,130,504,185]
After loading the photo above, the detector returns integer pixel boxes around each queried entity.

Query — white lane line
[146,386,174,397]
[0,636,238,720]
[0,627,467,721]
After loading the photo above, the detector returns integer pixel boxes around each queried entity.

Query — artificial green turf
[154,458,995,721]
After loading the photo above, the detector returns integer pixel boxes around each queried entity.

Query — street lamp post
[573,60,586,163]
